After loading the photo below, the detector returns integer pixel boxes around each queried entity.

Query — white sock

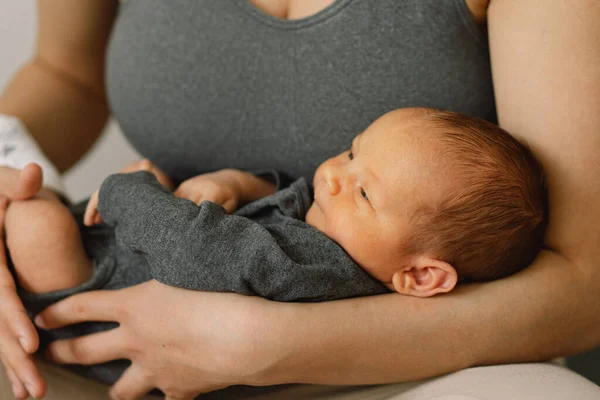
[0,115,68,199]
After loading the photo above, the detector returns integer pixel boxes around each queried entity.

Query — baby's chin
[304,202,322,230]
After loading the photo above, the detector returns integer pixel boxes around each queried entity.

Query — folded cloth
[0,114,67,199]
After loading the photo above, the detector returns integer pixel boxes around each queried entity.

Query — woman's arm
[477,0,600,361]
[0,0,118,172]
[248,0,600,384]
[33,0,600,397]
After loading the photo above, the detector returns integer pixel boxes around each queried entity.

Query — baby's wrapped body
[13,170,388,385]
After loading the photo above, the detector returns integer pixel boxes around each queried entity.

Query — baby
[4,107,547,382]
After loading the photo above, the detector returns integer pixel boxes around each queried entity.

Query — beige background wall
[0,0,140,202]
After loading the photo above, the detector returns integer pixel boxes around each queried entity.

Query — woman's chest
[248,0,336,20]
[249,0,488,23]
[107,0,495,183]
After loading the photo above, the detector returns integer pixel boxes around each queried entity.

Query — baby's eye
[360,188,369,201]
[348,150,354,160]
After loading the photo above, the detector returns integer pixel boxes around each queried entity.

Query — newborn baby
[4,107,547,383]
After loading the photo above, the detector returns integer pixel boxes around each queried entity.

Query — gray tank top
[106,0,495,184]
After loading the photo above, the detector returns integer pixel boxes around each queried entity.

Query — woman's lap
[1,359,597,400]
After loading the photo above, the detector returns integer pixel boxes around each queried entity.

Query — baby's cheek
[336,220,393,275]
[328,213,362,252]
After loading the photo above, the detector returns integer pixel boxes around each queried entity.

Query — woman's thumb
[12,163,43,200]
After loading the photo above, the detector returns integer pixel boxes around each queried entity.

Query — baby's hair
[404,109,548,281]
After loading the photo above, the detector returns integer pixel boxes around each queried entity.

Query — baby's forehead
[371,111,441,139]
[367,141,452,210]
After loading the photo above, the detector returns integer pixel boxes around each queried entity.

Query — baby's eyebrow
[352,133,361,150]
[366,167,383,210]
[350,132,383,210]
[355,134,383,210]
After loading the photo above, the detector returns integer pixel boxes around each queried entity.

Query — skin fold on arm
[245,0,600,386]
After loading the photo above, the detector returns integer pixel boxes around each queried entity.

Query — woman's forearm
[243,1,600,386]
[0,0,118,172]
[0,61,109,172]
[247,249,599,386]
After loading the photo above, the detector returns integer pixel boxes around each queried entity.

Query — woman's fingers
[0,268,39,354]
[4,303,39,355]
[1,356,28,400]
[0,194,46,398]
[0,195,38,353]
[14,163,43,200]
[0,289,39,355]
[109,364,155,400]
[0,165,42,201]
[34,289,124,329]
[35,290,130,371]
[45,328,126,365]
[0,334,46,398]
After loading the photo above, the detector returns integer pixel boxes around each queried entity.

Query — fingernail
[34,315,46,329]
[11,382,18,396]
[18,336,28,351]
[25,383,34,398]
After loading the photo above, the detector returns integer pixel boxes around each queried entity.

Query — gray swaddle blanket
[15,170,387,386]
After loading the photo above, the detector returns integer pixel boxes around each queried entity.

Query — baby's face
[305,108,452,284]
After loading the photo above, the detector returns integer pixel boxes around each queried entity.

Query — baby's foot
[6,191,93,293]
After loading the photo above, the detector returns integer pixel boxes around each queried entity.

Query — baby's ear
[391,256,457,297]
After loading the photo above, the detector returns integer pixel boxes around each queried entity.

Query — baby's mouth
[312,180,326,211]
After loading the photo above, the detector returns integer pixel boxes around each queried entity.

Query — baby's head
[305,107,548,297]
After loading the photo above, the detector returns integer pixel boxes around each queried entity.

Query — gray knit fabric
[98,171,387,302]
[16,170,387,386]
[16,0,496,395]
[107,0,495,186]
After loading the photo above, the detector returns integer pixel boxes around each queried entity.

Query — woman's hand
[34,279,273,400]
[174,170,242,213]
[0,164,55,399]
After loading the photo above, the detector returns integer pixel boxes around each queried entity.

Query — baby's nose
[324,168,341,196]
[327,176,341,196]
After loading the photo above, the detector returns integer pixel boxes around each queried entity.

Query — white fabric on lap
[0,360,598,400]
[0,115,67,198]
